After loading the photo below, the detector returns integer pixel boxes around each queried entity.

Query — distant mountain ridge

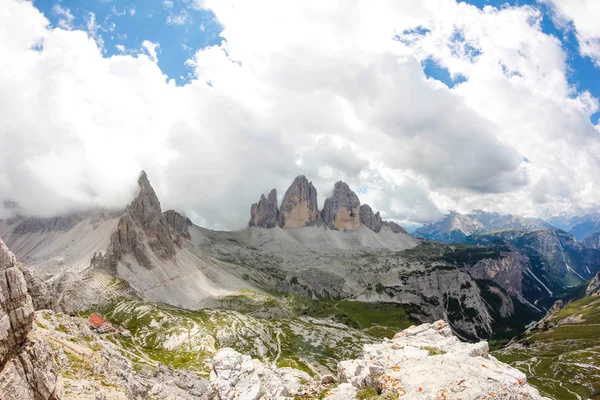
[414,210,552,243]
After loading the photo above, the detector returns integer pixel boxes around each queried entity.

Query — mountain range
[0,171,598,399]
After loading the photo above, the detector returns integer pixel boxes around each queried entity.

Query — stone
[0,238,61,400]
[210,347,311,399]
[360,204,383,233]
[278,176,322,229]
[320,374,336,384]
[321,181,361,231]
[22,267,53,310]
[163,210,192,240]
[335,320,549,399]
[249,189,279,228]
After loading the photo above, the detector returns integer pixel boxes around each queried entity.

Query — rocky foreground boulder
[0,237,61,399]
[210,321,548,400]
[332,320,547,399]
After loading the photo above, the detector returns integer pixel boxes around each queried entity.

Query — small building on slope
[88,313,113,333]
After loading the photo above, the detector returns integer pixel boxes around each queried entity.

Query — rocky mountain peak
[110,171,176,267]
[277,175,322,229]
[322,181,361,231]
[249,189,279,228]
[360,204,383,232]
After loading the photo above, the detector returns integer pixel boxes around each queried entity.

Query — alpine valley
[0,172,598,399]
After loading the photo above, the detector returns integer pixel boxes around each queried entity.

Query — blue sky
[35,0,599,124]
[35,0,223,84]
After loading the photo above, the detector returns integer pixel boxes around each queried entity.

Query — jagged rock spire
[360,204,383,233]
[278,176,322,229]
[321,181,360,231]
[249,189,279,228]
[110,171,176,267]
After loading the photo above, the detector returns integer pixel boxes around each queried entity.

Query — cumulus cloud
[543,0,600,65]
[0,0,599,229]
[141,40,160,63]
[52,4,74,29]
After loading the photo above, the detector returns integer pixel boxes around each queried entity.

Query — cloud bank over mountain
[0,0,599,229]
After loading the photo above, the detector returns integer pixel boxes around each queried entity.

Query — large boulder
[321,181,360,231]
[249,189,279,228]
[278,176,322,229]
[332,320,548,399]
[210,348,311,399]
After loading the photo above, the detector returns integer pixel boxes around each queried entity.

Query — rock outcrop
[384,220,408,234]
[330,320,548,399]
[210,348,311,399]
[360,204,383,233]
[277,176,321,229]
[164,209,192,248]
[249,189,279,228]
[322,181,361,231]
[0,237,61,399]
[110,171,176,268]
[587,272,600,296]
[22,267,54,310]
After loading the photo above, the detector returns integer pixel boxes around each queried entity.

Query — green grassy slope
[494,295,600,399]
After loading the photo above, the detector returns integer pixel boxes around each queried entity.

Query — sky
[1,0,600,230]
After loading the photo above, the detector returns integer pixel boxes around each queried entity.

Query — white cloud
[543,0,600,65]
[52,4,74,29]
[167,11,191,26]
[141,40,160,62]
[163,0,174,10]
[84,12,104,51]
[1,0,600,229]
[115,44,125,53]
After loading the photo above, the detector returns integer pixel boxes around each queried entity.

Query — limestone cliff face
[109,171,176,268]
[22,268,53,311]
[466,251,526,296]
[164,210,192,240]
[249,189,279,228]
[164,210,192,248]
[277,176,322,229]
[359,204,383,233]
[0,237,61,399]
[322,181,361,231]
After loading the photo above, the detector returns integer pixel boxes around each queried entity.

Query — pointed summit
[322,181,361,231]
[111,171,175,266]
[278,176,322,229]
[249,189,279,228]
